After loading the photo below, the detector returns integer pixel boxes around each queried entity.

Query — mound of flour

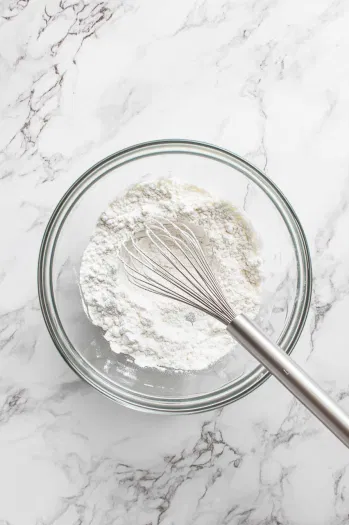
[80,179,262,371]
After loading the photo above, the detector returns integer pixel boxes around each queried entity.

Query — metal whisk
[120,222,349,448]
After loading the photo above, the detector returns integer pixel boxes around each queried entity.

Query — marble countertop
[1,0,349,523]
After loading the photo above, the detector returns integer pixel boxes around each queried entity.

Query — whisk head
[119,221,236,325]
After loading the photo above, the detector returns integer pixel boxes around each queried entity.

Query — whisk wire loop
[119,221,236,325]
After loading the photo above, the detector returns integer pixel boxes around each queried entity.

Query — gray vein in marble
[39,1,113,57]
[0,298,41,362]
[0,0,29,21]
[0,0,121,186]
[174,0,231,36]
[309,175,349,358]
[0,388,28,425]
[40,420,243,525]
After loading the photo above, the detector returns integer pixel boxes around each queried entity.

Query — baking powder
[80,179,262,371]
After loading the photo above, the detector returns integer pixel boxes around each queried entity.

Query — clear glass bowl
[38,140,312,413]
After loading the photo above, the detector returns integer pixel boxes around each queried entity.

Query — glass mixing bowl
[38,140,312,413]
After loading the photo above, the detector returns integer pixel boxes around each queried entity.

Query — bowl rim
[38,139,312,413]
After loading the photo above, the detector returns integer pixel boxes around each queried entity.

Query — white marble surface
[1,0,349,522]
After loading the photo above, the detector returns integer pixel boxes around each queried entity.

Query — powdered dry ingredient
[80,179,262,371]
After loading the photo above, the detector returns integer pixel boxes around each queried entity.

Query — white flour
[80,179,262,371]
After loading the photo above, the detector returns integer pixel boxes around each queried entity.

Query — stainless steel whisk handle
[227,314,349,448]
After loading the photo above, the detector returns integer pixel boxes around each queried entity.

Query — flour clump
[80,179,262,371]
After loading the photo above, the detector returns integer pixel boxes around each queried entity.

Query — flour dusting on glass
[79,179,262,371]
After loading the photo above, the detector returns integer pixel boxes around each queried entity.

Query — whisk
[120,221,349,448]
